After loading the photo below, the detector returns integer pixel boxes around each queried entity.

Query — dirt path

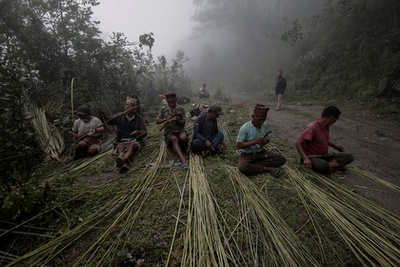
[266,104,400,216]
[229,95,400,216]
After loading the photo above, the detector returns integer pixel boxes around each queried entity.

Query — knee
[169,135,178,143]
[238,164,248,175]
[191,139,202,147]
[180,134,188,143]
[342,153,354,165]
[216,132,224,139]
[76,141,88,150]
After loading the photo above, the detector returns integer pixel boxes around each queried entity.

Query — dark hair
[321,106,341,118]
[277,70,282,73]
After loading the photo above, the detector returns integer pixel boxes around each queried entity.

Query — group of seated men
[70,91,353,176]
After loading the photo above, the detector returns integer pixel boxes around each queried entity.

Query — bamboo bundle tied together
[25,103,65,159]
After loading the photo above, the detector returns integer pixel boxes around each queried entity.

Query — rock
[362,90,376,97]
[377,77,391,97]
[392,81,400,93]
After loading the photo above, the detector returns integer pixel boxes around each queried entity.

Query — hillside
[2,96,400,266]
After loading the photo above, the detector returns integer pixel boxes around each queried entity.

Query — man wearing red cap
[156,91,188,170]
[236,104,286,177]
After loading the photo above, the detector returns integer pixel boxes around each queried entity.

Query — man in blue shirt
[236,104,286,176]
[275,70,287,111]
[191,104,225,158]
[97,97,147,172]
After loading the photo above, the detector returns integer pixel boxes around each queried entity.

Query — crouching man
[295,105,353,174]
[236,104,286,177]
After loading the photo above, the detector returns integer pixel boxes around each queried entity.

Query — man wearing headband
[97,97,147,173]
[66,106,104,163]
[156,91,189,170]
[236,104,286,177]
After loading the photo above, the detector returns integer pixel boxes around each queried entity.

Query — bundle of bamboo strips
[25,103,64,159]
[285,165,400,266]
[226,166,318,266]
[349,166,400,195]
[7,143,168,266]
[181,154,239,266]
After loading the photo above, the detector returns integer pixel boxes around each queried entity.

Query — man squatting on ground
[275,70,287,111]
[236,104,286,177]
[156,91,189,170]
[295,105,353,174]
[70,106,104,161]
[97,97,147,172]
[191,104,225,158]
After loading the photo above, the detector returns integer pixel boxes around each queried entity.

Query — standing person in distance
[275,70,287,111]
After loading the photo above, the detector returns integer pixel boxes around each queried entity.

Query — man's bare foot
[119,163,129,173]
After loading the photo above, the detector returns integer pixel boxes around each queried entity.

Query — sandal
[64,156,73,164]
[269,168,282,178]
[116,158,124,168]
[119,163,129,173]
[181,162,188,170]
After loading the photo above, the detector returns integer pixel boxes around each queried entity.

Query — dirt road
[264,104,400,216]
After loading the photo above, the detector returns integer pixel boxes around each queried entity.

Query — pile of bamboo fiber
[25,103,64,159]
[226,166,318,266]
[285,165,400,266]
[182,154,239,266]
[7,143,167,266]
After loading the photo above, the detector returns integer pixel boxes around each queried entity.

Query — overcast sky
[92,0,196,60]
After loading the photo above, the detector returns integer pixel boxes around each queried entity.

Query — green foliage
[281,19,303,47]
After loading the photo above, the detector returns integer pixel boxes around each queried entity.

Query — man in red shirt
[295,106,353,174]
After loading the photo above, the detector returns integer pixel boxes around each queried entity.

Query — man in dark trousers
[97,97,147,172]
[236,104,286,176]
[191,104,225,158]
[275,70,287,111]
[295,105,353,174]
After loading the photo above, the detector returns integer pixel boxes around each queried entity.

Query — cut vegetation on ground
[2,98,400,266]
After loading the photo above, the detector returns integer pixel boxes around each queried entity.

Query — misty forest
[1,0,400,266]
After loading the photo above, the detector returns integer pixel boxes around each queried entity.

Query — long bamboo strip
[226,166,319,267]
[181,154,237,266]
[285,165,400,266]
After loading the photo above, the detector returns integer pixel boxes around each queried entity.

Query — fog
[92,0,196,59]
[93,0,325,90]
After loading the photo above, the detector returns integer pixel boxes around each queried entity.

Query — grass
[2,98,400,266]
